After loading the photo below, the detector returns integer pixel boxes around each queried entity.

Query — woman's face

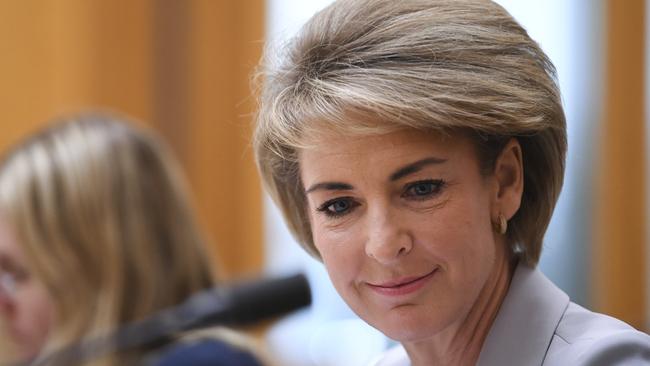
[0,217,54,360]
[299,129,509,342]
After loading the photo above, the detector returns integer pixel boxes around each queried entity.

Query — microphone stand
[20,273,310,366]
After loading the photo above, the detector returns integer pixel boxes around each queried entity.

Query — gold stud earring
[495,213,507,235]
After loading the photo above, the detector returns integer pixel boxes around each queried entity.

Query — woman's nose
[364,209,413,263]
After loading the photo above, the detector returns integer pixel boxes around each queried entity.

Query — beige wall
[0,0,264,279]
[0,0,265,355]
[595,0,647,331]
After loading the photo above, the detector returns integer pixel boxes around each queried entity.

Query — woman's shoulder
[545,302,650,365]
[557,302,646,339]
[145,338,264,366]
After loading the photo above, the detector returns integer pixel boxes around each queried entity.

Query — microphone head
[216,273,312,327]
[182,273,312,330]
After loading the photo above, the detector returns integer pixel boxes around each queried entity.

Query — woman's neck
[403,248,516,366]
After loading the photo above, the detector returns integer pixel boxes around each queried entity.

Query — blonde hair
[0,114,215,364]
[254,0,567,266]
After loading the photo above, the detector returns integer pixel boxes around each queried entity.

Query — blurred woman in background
[0,114,265,365]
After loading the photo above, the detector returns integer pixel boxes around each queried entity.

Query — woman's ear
[492,138,523,220]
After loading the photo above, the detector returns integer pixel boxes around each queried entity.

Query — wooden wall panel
[1,3,265,358]
[0,2,57,148]
[0,1,264,280]
[595,0,647,330]
[0,1,156,129]
[152,0,265,279]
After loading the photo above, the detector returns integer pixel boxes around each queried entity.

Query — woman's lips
[366,268,438,297]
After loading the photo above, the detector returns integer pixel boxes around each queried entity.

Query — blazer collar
[477,263,570,366]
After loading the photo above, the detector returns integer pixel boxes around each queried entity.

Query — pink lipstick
[367,268,438,297]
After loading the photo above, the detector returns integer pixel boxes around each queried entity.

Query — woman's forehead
[300,128,464,155]
[298,129,477,181]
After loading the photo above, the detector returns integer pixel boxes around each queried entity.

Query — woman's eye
[404,179,445,199]
[12,268,30,282]
[317,197,357,218]
[0,262,29,282]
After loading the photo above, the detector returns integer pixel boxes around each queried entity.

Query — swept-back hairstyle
[254,0,567,265]
[0,114,215,364]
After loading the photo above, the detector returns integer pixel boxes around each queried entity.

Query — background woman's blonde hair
[254,0,567,266]
[0,114,215,364]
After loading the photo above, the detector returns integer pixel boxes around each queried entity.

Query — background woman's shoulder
[143,327,270,366]
[147,338,264,366]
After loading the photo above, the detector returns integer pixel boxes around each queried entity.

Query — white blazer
[371,264,650,365]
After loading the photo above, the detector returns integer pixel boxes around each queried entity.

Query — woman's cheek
[315,226,364,282]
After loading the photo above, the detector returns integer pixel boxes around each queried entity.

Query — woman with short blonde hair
[255,0,650,364]
[256,0,565,266]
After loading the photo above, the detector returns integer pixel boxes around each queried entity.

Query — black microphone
[28,273,311,366]
[186,272,312,328]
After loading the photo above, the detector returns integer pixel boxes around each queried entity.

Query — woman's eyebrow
[304,157,446,193]
[305,182,353,194]
[389,157,447,181]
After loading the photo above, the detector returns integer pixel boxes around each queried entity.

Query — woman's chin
[369,311,454,344]
[11,333,45,361]
[16,345,40,361]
